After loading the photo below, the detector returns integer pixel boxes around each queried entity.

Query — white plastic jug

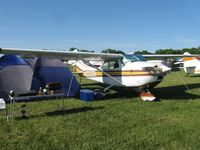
[0,98,6,109]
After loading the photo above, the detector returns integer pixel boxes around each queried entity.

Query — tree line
[69,47,200,54]
[134,47,200,54]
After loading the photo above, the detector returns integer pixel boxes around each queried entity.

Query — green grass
[1,70,200,150]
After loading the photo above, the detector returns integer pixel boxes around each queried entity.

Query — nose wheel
[140,89,157,101]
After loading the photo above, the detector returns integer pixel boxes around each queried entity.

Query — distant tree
[101,48,125,54]
[155,49,174,54]
[182,47,200,54]
[69,48,94,52]
[155,49,163,54]
[155,47,200,54]
[79,49,94,52]
[173,49,182,54]
[134,50,152,54]
[69,47,79,51]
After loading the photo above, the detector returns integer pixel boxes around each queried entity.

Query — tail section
[174,52,200,74]
[182,57,200,74]
[73,60,97,77]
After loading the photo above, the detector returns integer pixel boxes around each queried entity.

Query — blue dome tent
[29,57,80,97]
[0,55,33,99]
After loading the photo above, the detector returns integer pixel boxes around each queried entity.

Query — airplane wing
[0,48,123,61]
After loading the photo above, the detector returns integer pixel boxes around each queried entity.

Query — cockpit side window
[101,60,122,70]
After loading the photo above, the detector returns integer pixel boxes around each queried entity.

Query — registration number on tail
[83,71,96,77]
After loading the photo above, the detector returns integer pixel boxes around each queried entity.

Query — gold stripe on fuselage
[75,66,155,77]
[95,70,151,76]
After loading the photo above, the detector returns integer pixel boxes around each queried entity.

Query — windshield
[123,54,146,63]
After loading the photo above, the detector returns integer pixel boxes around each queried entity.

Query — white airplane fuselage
[75,56,170,91]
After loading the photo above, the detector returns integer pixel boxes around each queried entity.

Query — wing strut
[175,72,189,90]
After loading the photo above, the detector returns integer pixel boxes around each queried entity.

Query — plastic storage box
[80,89,94,101]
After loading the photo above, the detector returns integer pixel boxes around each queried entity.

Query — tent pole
[67,75,74,97]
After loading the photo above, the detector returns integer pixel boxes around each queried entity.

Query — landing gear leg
[103,84,114,93]
[91,84,114,100]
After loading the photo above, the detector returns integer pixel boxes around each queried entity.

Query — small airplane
[143,52,200,75]
[0,48,186,101]
[174,53,200,75]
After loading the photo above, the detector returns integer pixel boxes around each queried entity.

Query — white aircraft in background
[181,57,200,75]
[174,52,200,75]
[0,48,174,101]
[143,52,200,75]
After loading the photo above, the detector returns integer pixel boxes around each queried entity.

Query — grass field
[1,70,200,150]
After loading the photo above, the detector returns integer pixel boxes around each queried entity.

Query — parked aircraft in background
[0,48,173,101]
[174,53,200,75]
[143,52,200,75]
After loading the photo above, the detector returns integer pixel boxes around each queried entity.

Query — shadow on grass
[105,88,139,99]
[15,106,104,120]
[81,83,139,100]
[187,74,200,77]
[81,82,107,90]
[82,82,200,100]
[152,83,200,100]
[45,106,104,116]
[81,80,200,100]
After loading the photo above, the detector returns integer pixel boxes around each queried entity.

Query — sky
[0,0,200,53]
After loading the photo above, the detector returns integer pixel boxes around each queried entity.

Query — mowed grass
[1,70,200,149]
